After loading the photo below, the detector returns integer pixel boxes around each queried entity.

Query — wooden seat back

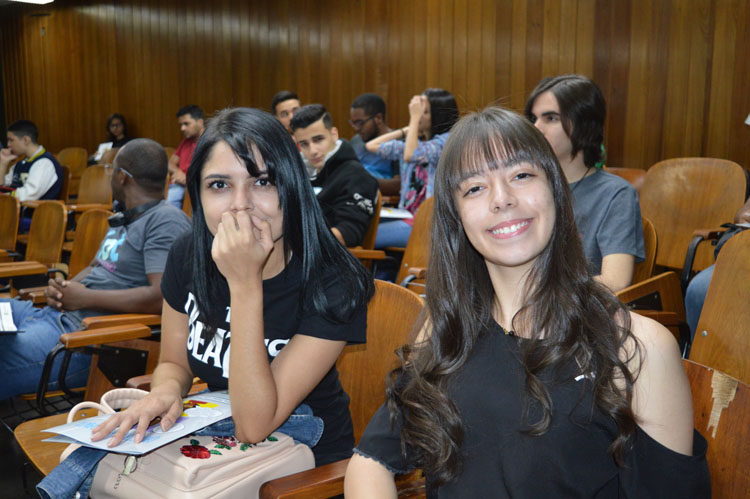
[689,230,750,385]
[58,164,71,203]
[632,217,657,284]
[395,196,434,286]
[56,147,88,197]
[164,146,176,159]
[100,147,119,166]
[684,359,750,497]
[359,191,382,250]
[25,201,67,266]
[337,280,424,442]
[68,209,112,276]
[606,167,646,192]
[0,195,20,252]
[77,165,112,205]
[182,190,193,217]
[639,158,746,272]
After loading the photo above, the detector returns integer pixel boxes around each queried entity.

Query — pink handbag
[62,388,315,498]
[90,431,314,498]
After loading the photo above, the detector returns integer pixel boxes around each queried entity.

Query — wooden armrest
[126,373,154,390]
[17,286,47,304]
[691,228,726,240]
[59,323,152,348]
[0,261,49,278]
[67,203,113,213]
[260,459,350,499]
[408,267,427,279]
[381,195,400,206]
[259,459,425,499]
[616,271,685,321]
[81,313,161,329]
[631,310,682,327]
[348,248,388,260]
[385,246,406,254]
[20,200,42,209]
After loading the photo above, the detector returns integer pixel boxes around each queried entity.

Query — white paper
[0,302,18,332]
[93,142,114,162]
[745,113,750,126]
[43,391,232,455]
[380,207,414,219]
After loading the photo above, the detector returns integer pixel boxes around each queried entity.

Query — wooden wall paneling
[573,0,595,77]
[2,0,749,171]
[729,0,750,169]
[480,0,499,110]
[622,0,655,170]
[509,0,529,111]
[452,0,469,110]
[541,0,562,78]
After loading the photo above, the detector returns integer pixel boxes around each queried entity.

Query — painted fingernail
[134,433,142,443]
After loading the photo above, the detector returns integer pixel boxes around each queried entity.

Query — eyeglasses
[349,115,375,129]
[104,164,134,179]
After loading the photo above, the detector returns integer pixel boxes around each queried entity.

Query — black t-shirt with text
[161,233,367,465]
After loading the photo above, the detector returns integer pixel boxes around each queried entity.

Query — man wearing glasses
[0,138,190,401]
[349,93,398,181]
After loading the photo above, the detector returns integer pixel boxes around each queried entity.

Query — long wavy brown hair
[386,107,641,485]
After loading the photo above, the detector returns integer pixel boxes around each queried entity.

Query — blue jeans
[0,299,89,400]
[685,264,714,340]
[37,403,323,499]
[374,220,412,249]
[167,183,185,209]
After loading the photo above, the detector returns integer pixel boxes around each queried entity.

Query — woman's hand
[408,95,426,120]
[91,390,184,447]
[212,211,274,285]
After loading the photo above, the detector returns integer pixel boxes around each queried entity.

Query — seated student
[0,138,190,400]
[167,105,205,209]
[365,88,458,248]
[685,196,750,336]
[525,75,644,292]
[0,120,63,201]
[271,90,301,135]
[349,93,397,180]
[345,108,709,497]
[291,104,379,247]
[89,113,133,164]
[92,107,374,468]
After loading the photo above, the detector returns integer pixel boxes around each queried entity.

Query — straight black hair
[177,105,204,121]
[186,107,373,337]
[524,75,606,167]
[351,93,386,119]
[8,119,38,144]
[423,88,459,138]
[271,90,299,115]
[289,104,334,132]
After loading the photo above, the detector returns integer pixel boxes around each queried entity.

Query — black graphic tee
[161,233,367,464]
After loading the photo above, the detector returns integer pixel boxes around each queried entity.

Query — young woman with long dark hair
[92,107,374,466]
[345,107,708,497]
[365,88,459,249]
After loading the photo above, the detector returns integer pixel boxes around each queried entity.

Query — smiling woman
[344,107,710,498]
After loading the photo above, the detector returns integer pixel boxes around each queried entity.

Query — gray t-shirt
[64,200,190,324]
[571,170,645,275]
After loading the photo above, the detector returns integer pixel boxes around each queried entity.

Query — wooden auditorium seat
[0,201,67,296]
[683,359,750,497]
[17,209,112,305]
[0,195,20,262]
[632,216,657,285]
[605,167,646,192]
[688,229,750,385]
[258,279,425,498]
[56,147,87,197]
[638,157,746,291]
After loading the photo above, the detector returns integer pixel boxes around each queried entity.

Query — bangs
[442,112,554,194]
[222,133,278,186]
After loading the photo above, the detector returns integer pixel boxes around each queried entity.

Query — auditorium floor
[0,397,75,498]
